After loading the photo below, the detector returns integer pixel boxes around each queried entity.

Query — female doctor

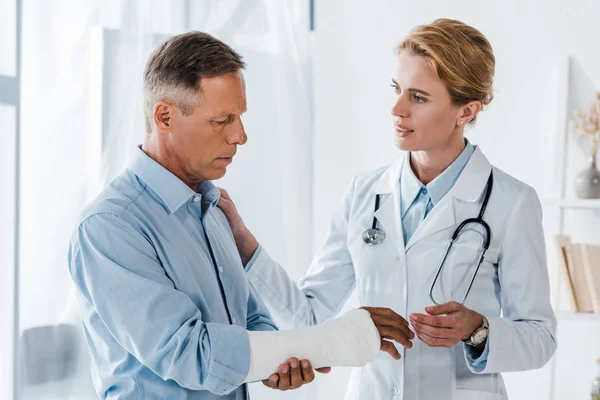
[219,18,556,400]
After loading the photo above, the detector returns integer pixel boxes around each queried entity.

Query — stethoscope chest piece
[362,194,386,245]
[362,228,386,245]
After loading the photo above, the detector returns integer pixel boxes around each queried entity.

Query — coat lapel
[405,147,493,252]
[372,157,405,255]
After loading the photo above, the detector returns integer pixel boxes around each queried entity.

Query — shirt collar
[400,139,475,217]
[129,146,221,214]
[400,156,425,218]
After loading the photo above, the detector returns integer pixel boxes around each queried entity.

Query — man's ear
[153,101,174,133]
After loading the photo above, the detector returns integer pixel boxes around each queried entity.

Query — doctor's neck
[409,133,466,185]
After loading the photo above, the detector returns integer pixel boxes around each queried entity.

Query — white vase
[574,155,600,199]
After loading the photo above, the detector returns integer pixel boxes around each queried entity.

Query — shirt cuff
[464,338,490,373]
[203,322,250,395]
[244,245,262,273]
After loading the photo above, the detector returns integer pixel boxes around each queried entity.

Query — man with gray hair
[68,31,413,399]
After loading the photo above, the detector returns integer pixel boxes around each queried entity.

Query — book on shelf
[553,235,600,313]
[580,244,600,313]
[553,235,578,312]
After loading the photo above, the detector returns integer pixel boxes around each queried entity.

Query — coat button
[218,265,224,273]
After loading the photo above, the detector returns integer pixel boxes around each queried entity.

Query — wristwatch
[463,315,489,347]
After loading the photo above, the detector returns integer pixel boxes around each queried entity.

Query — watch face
[473,329,488,344]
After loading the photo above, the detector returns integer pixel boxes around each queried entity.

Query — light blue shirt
[400,140,489,367]
[400,140,475,245]
[68,146,277,399]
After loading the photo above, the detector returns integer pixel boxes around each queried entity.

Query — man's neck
[142,136,200,191]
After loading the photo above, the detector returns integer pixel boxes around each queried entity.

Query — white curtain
[16,1,315,399]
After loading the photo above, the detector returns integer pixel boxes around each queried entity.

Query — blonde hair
[397,18,495,122]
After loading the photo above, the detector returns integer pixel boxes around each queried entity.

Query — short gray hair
[143,31,246,133]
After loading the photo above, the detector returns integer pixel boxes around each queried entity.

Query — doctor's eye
[413,94,426,103]
[389,84,401,95]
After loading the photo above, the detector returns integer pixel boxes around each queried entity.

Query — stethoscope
[362,171,494,305]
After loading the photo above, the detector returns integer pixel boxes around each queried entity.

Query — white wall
[311,1,600,399]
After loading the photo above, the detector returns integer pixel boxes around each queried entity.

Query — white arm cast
[244,308,380,382]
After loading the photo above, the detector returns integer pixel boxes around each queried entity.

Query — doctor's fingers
[409,313,457,329]
[414,329,457,348]
[217,187,233,202]
[411,321,461,341]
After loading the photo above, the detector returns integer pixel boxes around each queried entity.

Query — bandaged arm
[244,308,380,382]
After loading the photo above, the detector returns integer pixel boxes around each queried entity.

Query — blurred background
[1,0,600,399]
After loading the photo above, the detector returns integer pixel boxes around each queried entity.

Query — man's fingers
[380,339,401,360]
[361,306,416,348]
[364,307,413,335]
[372,314,415,341]
[262,374,279,388]
[378,325,413,348]
[277,363,291,390]
[300,359,315,383]
[288,358,303,389]
[362,306,398,318]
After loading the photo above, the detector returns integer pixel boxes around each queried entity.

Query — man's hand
[216,188,258,266]
[262,357,331,391]
[360,307,414,360]
[409,301,483,348]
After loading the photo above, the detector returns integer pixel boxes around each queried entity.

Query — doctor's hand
[216,188,258,266]
[409,301,483,348]
[360,307,414,360]
[262,357,331,391]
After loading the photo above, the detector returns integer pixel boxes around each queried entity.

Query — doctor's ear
[153,101,174,133]
[457,101,482,126]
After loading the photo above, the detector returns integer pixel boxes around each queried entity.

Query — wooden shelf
[543,199,600,210]
[556,311,600,321]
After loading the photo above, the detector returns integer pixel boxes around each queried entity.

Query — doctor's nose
[391,95,410,118]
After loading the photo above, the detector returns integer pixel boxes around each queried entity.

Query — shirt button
[421,187,428,194]
[193,195,201,203]
[218,265,224,273]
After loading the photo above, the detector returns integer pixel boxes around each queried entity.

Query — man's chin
[206,167,227,181]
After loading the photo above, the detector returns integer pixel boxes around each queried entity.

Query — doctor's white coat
[247,147,557,400]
